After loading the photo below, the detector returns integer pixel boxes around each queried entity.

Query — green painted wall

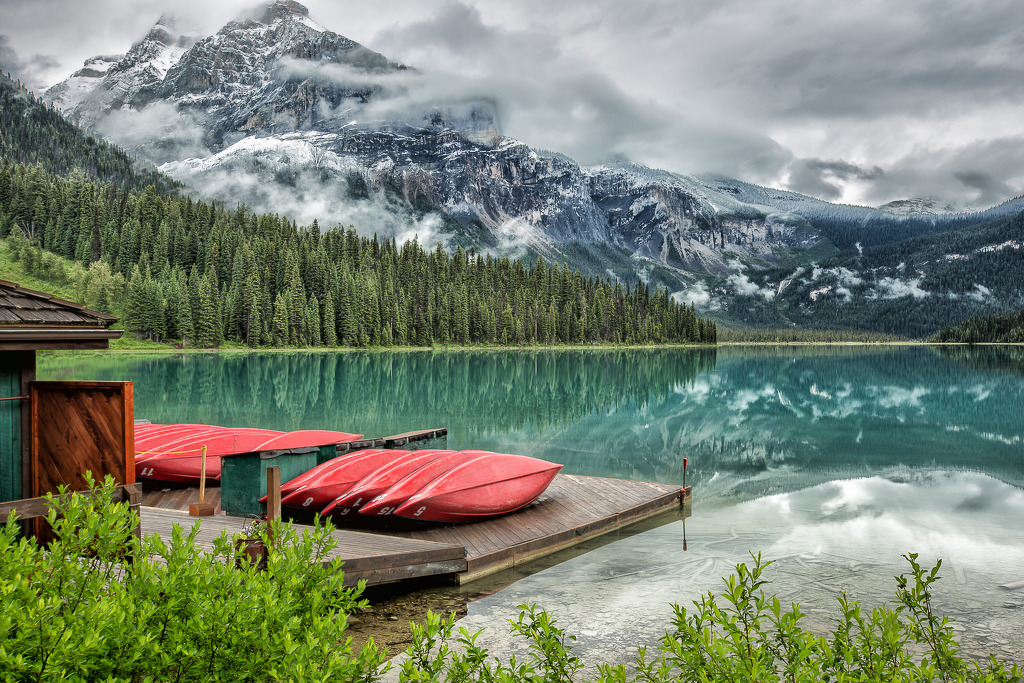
[0,354,23,502]
[221,450,319,518]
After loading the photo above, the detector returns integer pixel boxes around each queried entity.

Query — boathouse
[0,279,135,528]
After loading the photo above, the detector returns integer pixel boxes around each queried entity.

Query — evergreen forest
[931,308,1024,343]
[0,74,715,348]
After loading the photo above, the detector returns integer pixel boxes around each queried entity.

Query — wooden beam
[266,466,281,522]
[18,350,34,504]
[0,483,142,521]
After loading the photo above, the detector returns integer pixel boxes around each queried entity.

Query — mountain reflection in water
[40,346,1024,666]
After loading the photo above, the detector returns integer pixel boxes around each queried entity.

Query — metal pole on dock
[189,445,216,516]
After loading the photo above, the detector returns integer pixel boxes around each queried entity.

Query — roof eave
[0,327,124,351]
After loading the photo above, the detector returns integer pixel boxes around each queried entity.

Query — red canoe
[278,449,400,511]
[392,453,563,522]
[136,428,283,483]
[358,451,492,518]
[135,425,227,458]
[322,449,453,514]
[259,444,382,504]
[250,430,363,452]
[135,427,364,484]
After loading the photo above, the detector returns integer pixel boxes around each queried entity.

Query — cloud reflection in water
[459,471,1024,671]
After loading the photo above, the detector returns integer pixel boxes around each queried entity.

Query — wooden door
[29,381,135,497]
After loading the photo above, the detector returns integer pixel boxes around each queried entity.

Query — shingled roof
[0,280,122,350]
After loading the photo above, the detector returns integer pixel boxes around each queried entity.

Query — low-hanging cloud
[726,262,775,300]
[0,34,59,91]
[870,276,930,300]
[160,134,458,246]
[675,281,713,309]
[787,158,885,201]
[93,101,210,164]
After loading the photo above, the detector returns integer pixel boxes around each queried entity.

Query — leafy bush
[400,553,1022,683]
[0,476,385,682]
[2,480,1019,682]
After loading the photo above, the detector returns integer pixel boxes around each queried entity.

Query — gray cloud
[788,159,886,201]
[368,2,793,179]
[853,136,1024,209]
[0,35,20,76]
[952,171,1015,207]
[2,0,1023,208]
[0,34,59,91]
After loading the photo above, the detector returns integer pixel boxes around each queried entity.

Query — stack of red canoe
[272,448,563,523]
[134,424,363,484]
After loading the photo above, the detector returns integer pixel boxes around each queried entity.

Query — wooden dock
[140,507,468,586]
[139,474,688,586]
[393,474,686,583]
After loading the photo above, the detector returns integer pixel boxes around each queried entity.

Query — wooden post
[198,445,208,504]
[189,445,216,516]
[266,466,281,522]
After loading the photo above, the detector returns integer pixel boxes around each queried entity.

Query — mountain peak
[247,1,310,25]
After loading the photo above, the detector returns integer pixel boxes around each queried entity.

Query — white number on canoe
[140,467,154,477]
[376,507,394,516]
[302,497,315,507]
[413,506,427,517]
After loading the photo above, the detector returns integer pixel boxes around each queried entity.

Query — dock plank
[139,507,467,586]
[389,474,684,583]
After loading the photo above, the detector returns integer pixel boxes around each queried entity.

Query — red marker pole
[683,457,688,493]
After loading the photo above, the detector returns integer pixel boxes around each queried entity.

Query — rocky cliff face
[43,0,829,287]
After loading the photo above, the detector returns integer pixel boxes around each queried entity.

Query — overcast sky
[2,0,1023,209]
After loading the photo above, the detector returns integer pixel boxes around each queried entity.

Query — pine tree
[178,277,195,347]
[323,292,337,346]
[307,293,322,346]
[272,293,290,347]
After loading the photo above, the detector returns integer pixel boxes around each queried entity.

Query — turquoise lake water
[39,346,1024,666]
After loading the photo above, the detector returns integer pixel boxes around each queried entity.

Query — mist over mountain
[41,0,1024,335]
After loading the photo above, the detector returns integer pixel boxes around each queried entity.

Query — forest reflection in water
[39,345,1024,501]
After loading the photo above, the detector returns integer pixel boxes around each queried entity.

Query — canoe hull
[323,449,452,513]
[134,426,362,484]
[357,451,486,517]
[136,455,223,484]
[392,455,563,522]
[278,449,400,511]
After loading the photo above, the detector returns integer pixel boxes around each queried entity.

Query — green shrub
[400,553,1022,683]
[0,476,386,682]
[2,479,1019,682]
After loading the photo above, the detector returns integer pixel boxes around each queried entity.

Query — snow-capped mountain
[43,0,1023,329]
[47,15,197,128]
[877,197,960,216]
[43,2,825,276]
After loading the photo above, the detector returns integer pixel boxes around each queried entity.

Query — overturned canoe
[278,449,401,511]
[322,449,453,514]
[250,430,363,452]
[392,453,563,522]
[358,451,492,518]
[260,444,382,504]
[135,426,365,484]
[136,428,283,483]
[134,424,225,455]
